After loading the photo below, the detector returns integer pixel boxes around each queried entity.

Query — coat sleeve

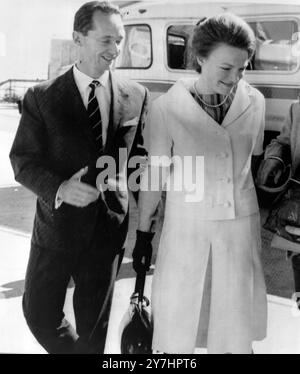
[138,96,173,196]
[128,86,149,201]
[9,87,65,210]
[143,98,173,165]
[253,94,265,156]
[264,102,294,165]
[129,85,149,159]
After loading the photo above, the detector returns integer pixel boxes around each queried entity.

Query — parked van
[114,0,300,144]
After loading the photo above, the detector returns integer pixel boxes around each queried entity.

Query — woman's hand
[132,230,155,273]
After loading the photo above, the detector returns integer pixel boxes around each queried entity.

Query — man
[257,100,300,304]
[10,1,148,354]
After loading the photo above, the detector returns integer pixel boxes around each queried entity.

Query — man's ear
[196,56,204,67]
[73,31,82,46]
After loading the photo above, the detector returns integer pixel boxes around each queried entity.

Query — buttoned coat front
[145,78,267,353]
[146,77,265,220]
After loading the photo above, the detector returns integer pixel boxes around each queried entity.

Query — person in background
[257,99,300,305]
[9,1,148,353]
[132,13,267,354]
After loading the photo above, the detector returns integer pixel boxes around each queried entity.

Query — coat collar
[166,78,253,130]
[222,79,252,128]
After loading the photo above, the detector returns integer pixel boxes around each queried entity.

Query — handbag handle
[134,270,146,304]
[290,178,300,185]
[258,164,292,193]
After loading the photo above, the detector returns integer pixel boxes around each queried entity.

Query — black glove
[132,230,155,273]
[256,158,285,187]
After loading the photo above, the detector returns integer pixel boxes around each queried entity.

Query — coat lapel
[168,79,221,131]
[221,80,251,128]
[168,78,252,131]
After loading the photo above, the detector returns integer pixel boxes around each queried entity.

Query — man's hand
[132,230,155,273]
[286,225,300,237]
[59,166,100,208]
[256,158,284,186]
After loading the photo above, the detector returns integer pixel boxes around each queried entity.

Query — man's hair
[74,1,121,36]
[191,13,256,73]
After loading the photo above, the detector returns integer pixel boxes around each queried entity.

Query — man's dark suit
[9,67,148,353]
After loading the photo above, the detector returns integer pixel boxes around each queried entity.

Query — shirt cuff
[55,182,65,209]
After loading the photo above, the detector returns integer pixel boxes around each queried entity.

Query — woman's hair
[74,1,121,36]
[191,13,256,73]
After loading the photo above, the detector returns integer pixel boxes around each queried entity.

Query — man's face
[74,10,125,77]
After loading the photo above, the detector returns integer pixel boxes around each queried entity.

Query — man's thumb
[71,166,88,181]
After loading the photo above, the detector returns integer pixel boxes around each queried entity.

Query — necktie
[87,80,103,152]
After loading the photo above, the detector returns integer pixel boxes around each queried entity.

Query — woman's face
[198,43,249,95]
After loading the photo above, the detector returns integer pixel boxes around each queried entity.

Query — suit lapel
[105,71,127,151]
[59,69,132,153]
[59,68,97,151]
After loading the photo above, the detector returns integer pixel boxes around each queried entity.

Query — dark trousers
[22,239,124,354]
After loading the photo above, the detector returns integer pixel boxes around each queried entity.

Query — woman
[132,13,267,354]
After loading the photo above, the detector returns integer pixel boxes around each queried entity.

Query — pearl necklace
[193,82,233,108]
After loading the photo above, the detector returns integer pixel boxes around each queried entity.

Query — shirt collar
[73,64,110,90]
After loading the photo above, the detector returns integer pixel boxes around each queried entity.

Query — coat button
[223,201,231,207]
[220,177,231,183]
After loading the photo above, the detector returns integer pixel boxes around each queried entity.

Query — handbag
[120,270,153,354]
[263,168,300,244]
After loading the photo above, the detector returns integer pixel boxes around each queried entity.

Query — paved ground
[0,104,299,354]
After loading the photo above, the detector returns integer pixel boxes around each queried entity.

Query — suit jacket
[264,101,300,173]
[144,78,265,220]
[10,68,148,255]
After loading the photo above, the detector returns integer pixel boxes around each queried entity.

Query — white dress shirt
[73,64,111,146]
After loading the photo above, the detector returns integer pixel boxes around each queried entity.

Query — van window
[248,20,299,71]
[115,24,152,69]
[167,25,194,70]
